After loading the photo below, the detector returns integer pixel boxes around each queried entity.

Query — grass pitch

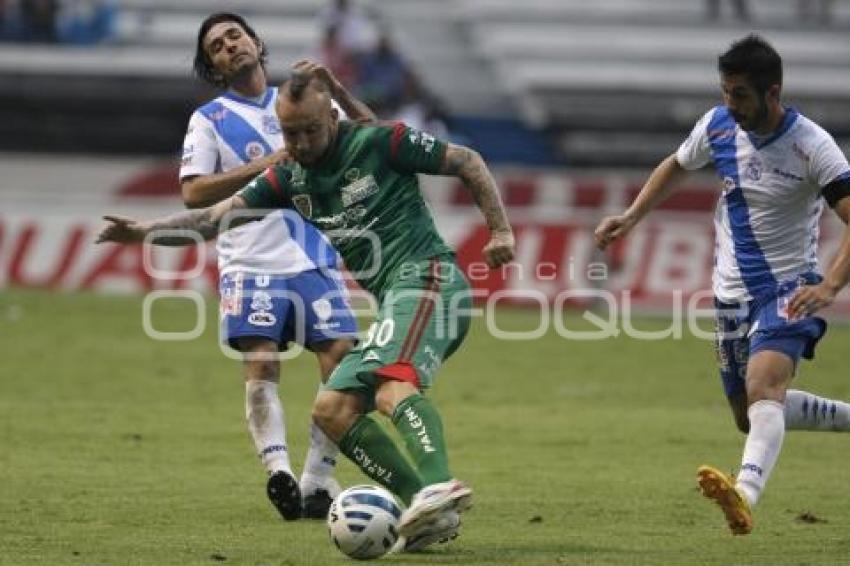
[1,289,849,565]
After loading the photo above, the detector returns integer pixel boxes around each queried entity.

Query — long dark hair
[193,12,268,88]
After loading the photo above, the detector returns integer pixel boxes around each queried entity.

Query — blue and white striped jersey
[180,87,338,275]
[677,105,850,302]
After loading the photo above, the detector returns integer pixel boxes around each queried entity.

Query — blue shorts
[219,269,358,351]
[715,274,827,398]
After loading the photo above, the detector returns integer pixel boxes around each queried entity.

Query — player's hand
[96,215,148,244]
[293,59,339,93]
[787,282,836,320]
[483,229,515,268]
[265,147,292,167]
[594,214,636,250]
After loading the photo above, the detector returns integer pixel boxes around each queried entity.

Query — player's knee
[374,379,418,418]
[314,339,355,380]
[238,338,280,382]
[312,391,358,441]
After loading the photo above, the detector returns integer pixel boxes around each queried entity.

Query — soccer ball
[327,485,402,560]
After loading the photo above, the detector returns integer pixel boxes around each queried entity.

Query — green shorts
[325,256,471,404]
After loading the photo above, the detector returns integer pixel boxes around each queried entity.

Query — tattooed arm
[440,143,515,268]
[96,195,256,245]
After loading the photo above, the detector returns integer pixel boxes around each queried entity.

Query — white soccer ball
[327,485,402,560]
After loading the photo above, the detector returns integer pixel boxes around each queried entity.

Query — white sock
[736,400,785,507]
[245,380,291,475]
[300,420,340,496]
[784,389,850,431]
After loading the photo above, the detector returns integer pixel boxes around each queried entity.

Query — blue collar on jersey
[745,106,798,150]
[222,88,276,109]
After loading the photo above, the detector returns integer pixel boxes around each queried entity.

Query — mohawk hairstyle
[287,70,312,101]
[282,69,330,103]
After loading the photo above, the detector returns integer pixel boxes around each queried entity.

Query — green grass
[1,289,849,565]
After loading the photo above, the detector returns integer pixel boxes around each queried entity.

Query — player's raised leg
[367,260,474,539]
[783,389,850,431]
[699,349,795,534]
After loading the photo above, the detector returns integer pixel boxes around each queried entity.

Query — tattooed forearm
[145,207,222,245]
[441,145,512,233]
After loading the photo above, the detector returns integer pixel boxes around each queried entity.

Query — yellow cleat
[697,465,753,535]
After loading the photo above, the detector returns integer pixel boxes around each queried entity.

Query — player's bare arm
[293,59,377,124]
[182,150,289,208]
[594,153,687,250]
[439,143,515,268]
[96,195,252,245]
[788,196,850,319]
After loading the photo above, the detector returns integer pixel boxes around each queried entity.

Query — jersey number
[363,320,395,348]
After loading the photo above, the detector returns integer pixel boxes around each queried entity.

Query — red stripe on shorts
[398,259,441,362]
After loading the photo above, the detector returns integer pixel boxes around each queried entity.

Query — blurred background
[3,0,850,315]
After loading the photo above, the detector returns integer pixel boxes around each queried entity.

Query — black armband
[821,176,850,208]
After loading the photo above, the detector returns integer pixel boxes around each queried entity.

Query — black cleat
[302,489,334,520]
[266,471,302,521]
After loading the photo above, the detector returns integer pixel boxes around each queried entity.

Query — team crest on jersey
[341,174,379,207]
[292,194,313,218]
[245,141,266,160]
[262,116,281,135]
[745,156,763,181]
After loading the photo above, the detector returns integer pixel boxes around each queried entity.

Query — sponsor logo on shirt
[181,144,194,166]
[772,168,804,182]
[262,115,281,135]
[408,129,436,153]
[313,205,368,230]
[341,174,379,207]
[708,128,736,141]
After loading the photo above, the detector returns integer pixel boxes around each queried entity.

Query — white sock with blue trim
[245,380,292,475]
[301,420,341,497]
[784,389,850,431]
[736,400,785,507]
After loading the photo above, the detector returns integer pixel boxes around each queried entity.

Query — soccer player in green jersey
[98,68,516,551]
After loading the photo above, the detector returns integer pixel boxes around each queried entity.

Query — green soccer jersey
[238,121,454,298]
